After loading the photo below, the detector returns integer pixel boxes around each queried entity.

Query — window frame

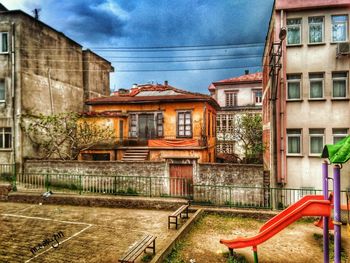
[176,111,192,138]
[287,18,302,46]
[287,74,302,100]
[129,114,138,138]
[309,73,324,99]
[309,128,324,156]
[0,79,5,102]
[0,32,8,54]
[225,91,238,107]
[332,72,348,99]
[332,128,348,144]
[253,89,262,105]
[287,129,302,156]
[0,127,11,149]
[156,112,163,138]
[331,15,348,43]
[308,16,324,44]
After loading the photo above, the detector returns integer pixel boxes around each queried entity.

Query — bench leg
[175,216,178,229]
[168,217,170,229]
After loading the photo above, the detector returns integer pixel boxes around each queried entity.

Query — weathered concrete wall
[197,163,264,186]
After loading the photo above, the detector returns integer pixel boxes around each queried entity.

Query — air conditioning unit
[336,42,350,57]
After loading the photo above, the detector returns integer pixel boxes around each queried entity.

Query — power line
[21,64,262,72]
[20,55,262,64]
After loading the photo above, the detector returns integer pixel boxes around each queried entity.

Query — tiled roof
[87,84,220,109]
[209,72,262,91]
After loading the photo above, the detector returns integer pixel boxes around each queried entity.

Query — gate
[169,164,193,197]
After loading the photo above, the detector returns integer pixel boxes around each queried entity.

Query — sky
[1,0,274,93]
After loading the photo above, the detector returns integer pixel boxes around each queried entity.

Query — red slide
[220,195,331,250]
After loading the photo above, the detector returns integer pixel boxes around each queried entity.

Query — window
[309,73,324,99]
[225,91,237,107]
[207,112,211,137]
[0,33,8,53]
[332,15,348,42]
[0,80,5,101]
[309,129,324,155]
[156,113,163,137]
[332,72,348,98]
[308,17,324,43]
[177,111,192,137]
[333,128,348,144]
[287,129,302,155]
[0,127,11,149]
[287,18,301,45]
[287,74,301,100]
[253,90,262,105]
[129,114,137,137]
[212,114,215,136]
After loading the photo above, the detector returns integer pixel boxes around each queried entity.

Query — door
[169,164,193,197]
[119,120,124,142]
[138,114,155,140]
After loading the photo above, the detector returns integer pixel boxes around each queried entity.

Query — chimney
[245,69,249,75]
[164,80,168,86]
[132,83,138,88]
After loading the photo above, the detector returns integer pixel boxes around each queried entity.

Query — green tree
[22,112,115,160]
[234,113,263,164]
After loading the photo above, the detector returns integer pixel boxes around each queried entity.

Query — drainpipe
[11,23,16,173]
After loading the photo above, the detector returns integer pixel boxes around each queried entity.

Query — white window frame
[253,90,262,105]
[287,129,302,155]
[287,18,302,46]
[332,128,348,144]
[177,111,192,138]
[287,74,301,100]
[225,91,238,107]
[0,127,11,149]
[309,128,324,156]
[309,73,324,99]
[308,16,324,44]
[0,32,8,54]
[332,72,348,99]
[332,15,348,43]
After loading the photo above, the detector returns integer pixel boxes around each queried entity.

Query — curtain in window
[309,17,323,43]
[310,136,323,154]
[333,80,346,97]
[288,137,300,153]
[0,81,5,101]
[332,16,347,42]
[310,81,323,98]
[287,26,300,45]
[288,82,300,99]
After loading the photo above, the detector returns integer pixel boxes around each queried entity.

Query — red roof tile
[86,84,220,110]
[209,72,262,91]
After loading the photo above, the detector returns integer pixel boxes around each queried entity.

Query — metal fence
[3,167,348,211]
[16,173,192,198]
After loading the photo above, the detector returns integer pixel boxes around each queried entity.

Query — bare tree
[22,112,115,160]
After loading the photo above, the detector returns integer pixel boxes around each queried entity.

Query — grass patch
[313,233,348,262]
[222,251,248,263]
[164,241,187,263]
[141,253,153,262]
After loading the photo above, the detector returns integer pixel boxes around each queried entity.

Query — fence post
[149,177,152,197]
[229,187,232,208]
[79,175,82,195]
[114,176,117,195]
[45,174,49,192]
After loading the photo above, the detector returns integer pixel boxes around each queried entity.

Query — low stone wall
[24,160,167,177]
[195,163,265,206]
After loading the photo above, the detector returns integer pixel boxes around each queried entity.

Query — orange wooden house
[80,82,220,164]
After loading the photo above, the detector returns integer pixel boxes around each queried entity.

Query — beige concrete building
[263,0,350,190]
[209,71,262,160]
[0,5,113,168]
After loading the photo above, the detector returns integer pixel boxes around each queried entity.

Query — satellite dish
[279,27,287,41]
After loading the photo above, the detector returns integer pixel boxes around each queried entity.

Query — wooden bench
[168,204,189,229]
[118,234,156,263]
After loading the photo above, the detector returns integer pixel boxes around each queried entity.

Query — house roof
[87,84,220,110]
[209,72,262,91]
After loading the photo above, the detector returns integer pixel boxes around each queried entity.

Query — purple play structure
[322,161,342,263]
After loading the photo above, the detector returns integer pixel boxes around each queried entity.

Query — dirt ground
[0,202,185,263]
[170,213,350,263]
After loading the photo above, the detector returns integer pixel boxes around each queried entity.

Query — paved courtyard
[0,202,179,263]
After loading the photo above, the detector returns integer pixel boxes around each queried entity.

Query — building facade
[0,6,113,168]
[209,72,262,160]
[81,82,219,164]
[263,0,350,190]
